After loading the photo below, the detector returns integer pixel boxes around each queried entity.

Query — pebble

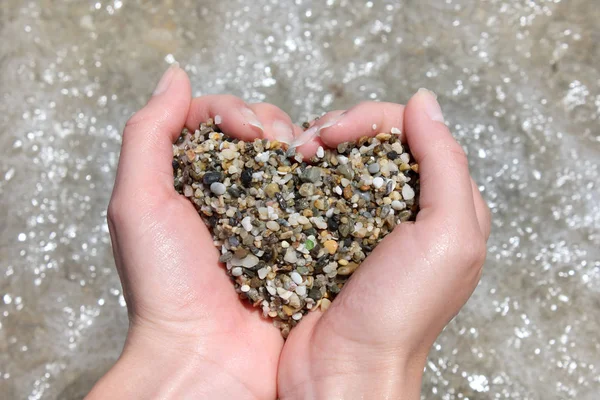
[266,221,280,231]
[295,285,307,296]
[231,267,243,277]
[372,177,384,189]
[402,184,415,200]
[203,171,223,185]
[240,285,250,293]
[316,146,325,158]
[320,298,332,311]
[258,267,269,279]
[265,183,280,197]
[290,271,303,284]
[391,200,406,211]
[292,312,303,321]
[368,163,380,174]
[301,167,322,183]
[284,247,298,263]
[241,216,253,231]
[210,182,226,195]
[323,240,338,254]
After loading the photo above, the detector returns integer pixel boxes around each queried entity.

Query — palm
[135,191,284,398]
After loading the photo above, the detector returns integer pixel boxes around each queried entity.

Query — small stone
[231,267,243,277]
[282,305,295,316]
[241,168,253,187]
[203,171,223,186]
[284,247,298,263]
[316,146,325,158]
[391,127,401,135]
[323,240,338,255]
[337,164,354,180]
[337,262,359,276]
[387,150,399,160]
[261,182,279,197]
[343,185,353,200]
[288,293,301,309]
[308,287,322,300]
[299,183,315,197]
[295,285,307,296]
[402,184,415,200]
[292,312,303,321]
[338,223,353,237]
[266,221,280,231]
[219,252,233,263]
[241,216,253,231]
[257,267,268,279]
[210,182,226,195]
[301,167,322,183]
[242,254,260,268]
[368,163,380,174]
[320,298,332,311]
[240,284,250,293]
[391,200,405,211]
[290,271,303,285]
[372,177,384,189]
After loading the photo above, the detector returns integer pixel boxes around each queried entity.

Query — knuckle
[107,194,128,227]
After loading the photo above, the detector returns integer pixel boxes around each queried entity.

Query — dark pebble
[327,217,339,231]
[227,187,242,198]
[275,192,288,210]
[203,171,223,186]
[387,151,399,160]
[172,160,180,171]
[308,287,322,301]
[241,168,253,187]
[228,236,240,247]
[219,252,233,263]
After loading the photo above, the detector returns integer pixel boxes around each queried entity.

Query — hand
[87,65,305,399]
[277,90,491,399]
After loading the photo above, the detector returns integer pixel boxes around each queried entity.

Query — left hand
[88,65,304,400]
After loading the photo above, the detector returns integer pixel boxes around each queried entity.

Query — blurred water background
[0,0,599,398]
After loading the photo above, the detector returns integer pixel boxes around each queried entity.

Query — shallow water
[0,0,599,398]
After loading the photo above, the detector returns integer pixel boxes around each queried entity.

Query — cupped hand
[88,65,305,399]
[278,90,491,399]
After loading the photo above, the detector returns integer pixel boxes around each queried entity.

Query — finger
[318,102,405,147]
[404,89,477,226]
[185,95,265,141]
[471,179,492,240]
[114,65,191,198]
[247,102,301,144]
[292,110,345,158]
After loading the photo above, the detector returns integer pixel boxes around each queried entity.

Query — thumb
[113,64,192,204]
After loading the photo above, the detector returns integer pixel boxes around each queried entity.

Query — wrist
[86,326,262,400]
[280,351,427,400]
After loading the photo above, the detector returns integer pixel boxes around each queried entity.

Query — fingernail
[290,125,319,148]
[417,88,445,123]
[240,108,264,131]
[153,63,179,96]
[271,120,294,144]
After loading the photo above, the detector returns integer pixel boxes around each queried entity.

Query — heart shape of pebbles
[173,120,419,337]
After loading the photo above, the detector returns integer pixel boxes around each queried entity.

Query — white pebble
[290,271,303,285]
[372,177,384,189]
[337,155,349,165]
[295,285,307,296]
[241,216,253,231]
[284,247,298,263]
[266,286,277,296]
[266,221,280,231]
[391,200,406,211]
[340,178,350,187]
[292,312,303,321]
[257,267,269,279]
[316,146,325,158]
[240,285,250,293]
[402,184,415,200]
[334,186,343,195]
[277,287,293,300]
[210,182,226,195]
[255,152,270,163]
[391,127,401,135]
[242,254,259,268]
[214,115,222,124]
[297,216,310,225]
[281,241,290,248]
[231,267,243,277]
